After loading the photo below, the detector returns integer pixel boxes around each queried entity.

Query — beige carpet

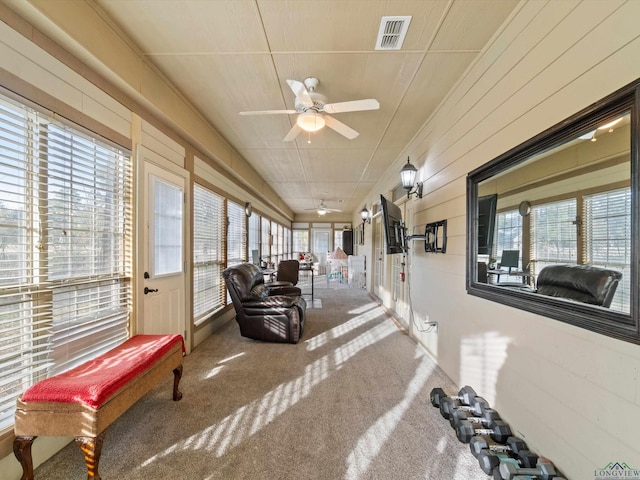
[34,286,486,479]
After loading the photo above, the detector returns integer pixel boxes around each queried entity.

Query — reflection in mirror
[467,81,639,344]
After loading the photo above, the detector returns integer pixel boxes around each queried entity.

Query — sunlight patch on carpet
[139,317,400,466]
[345,355,435,479]
[306,304,387,351]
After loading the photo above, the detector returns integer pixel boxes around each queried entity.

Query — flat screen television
[380,194,406,254]
[477,194,497,255]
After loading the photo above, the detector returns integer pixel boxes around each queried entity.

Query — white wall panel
[390,2,640,479]
[141,120,185,167]
[0,21,130,139]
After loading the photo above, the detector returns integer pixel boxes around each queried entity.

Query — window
[293,230,309,254]
[530,199,577,275]
[584,188,631,313]
[261,217,270,261]
[248,213,260,264]
[271,221,279,264]
[193,184,224,323]
[494,210,522,264]
[334,230,343,252]
[226,200,246,267]
[283,226,291,259]
[0,94,132,430]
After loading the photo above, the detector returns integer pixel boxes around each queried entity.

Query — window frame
[0,93,132,437]
[466,79,640,345]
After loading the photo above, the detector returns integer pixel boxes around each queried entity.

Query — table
[487,269,531,286]
[261,268,276,282]
[299,264,314,301]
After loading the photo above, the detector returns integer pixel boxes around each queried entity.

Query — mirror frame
[467,79,640,345]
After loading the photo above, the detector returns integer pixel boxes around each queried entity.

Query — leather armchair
[536,264,622,307]
[222,263,306,343]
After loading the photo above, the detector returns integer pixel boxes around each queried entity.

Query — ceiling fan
[304,200,343,216]
[239,77,379,142]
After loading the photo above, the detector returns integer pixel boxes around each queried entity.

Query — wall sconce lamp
[400,157,423,199]
[360,206,371,224]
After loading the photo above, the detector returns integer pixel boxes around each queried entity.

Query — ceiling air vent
[375,16,411,50]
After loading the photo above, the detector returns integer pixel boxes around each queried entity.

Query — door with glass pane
[140,157,187,342]
[311,228,331,274]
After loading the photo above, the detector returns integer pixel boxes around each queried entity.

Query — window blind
[248,213,259,263]
[226,200,246,267]
[193,184,224,322]
[493,210,522,264]
[284,226,290,259]
[530,199,577,275]
[261,217,270,261]
[0,94,131,430]
[584,188,631,313]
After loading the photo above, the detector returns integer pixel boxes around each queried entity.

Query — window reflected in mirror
[467,80,639,344]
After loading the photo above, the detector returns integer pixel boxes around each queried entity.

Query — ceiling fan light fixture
[317,208,327,215]
[297,111,326,132]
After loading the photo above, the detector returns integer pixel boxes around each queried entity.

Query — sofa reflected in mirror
[223,263,306,344]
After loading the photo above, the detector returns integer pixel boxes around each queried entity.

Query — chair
[536,264,622,308]
[270,259,300,286]
[222,263,306,343]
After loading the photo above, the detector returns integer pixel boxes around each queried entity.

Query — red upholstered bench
[13,334,184,480]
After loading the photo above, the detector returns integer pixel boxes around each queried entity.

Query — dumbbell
[499,456,559,480]
[430,385,477,408]
[450,406,501,429]
[456,418,512,444]
[479,449,539,476]
[476,438,538,475]
[440,394,490,420]
[470,435,528,459]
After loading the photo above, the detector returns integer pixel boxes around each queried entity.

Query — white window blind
[261,217,270,261]
[293,230,309,253]
[492,209,523,283]
[226,200,246,267]
[193,184,224,322]
[0,94,131,430]
[284,226,290,259]
[530,199,577,275]
[248,213,259,263]
[494,210,522,264]
[584,188,631,313]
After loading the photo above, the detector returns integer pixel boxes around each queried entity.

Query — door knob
[144,287,159,294]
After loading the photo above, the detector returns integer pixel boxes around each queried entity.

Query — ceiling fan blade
[286,79,313,107]
[283,123,302,142]
[324,115,359,139]
[239,109,296,115]
[323,99,380,114]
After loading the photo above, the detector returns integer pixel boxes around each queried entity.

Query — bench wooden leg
[173,364,183,401]
[13,436,36,480]
[75,431,106,480]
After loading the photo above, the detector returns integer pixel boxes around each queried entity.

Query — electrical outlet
[422,316,438,332]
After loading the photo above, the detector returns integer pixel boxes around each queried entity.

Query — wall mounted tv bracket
[424,220,447,253]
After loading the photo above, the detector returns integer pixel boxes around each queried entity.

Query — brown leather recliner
[536,264,622,307]
[222,263,306,343]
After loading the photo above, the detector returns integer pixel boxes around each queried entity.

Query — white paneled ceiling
[91,0,518,217]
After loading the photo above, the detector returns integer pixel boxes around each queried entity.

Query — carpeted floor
[34,285,486,479]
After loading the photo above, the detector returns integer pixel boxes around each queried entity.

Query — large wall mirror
[467,79,639,345]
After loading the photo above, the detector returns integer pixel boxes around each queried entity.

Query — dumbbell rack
[429,386,567,480]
